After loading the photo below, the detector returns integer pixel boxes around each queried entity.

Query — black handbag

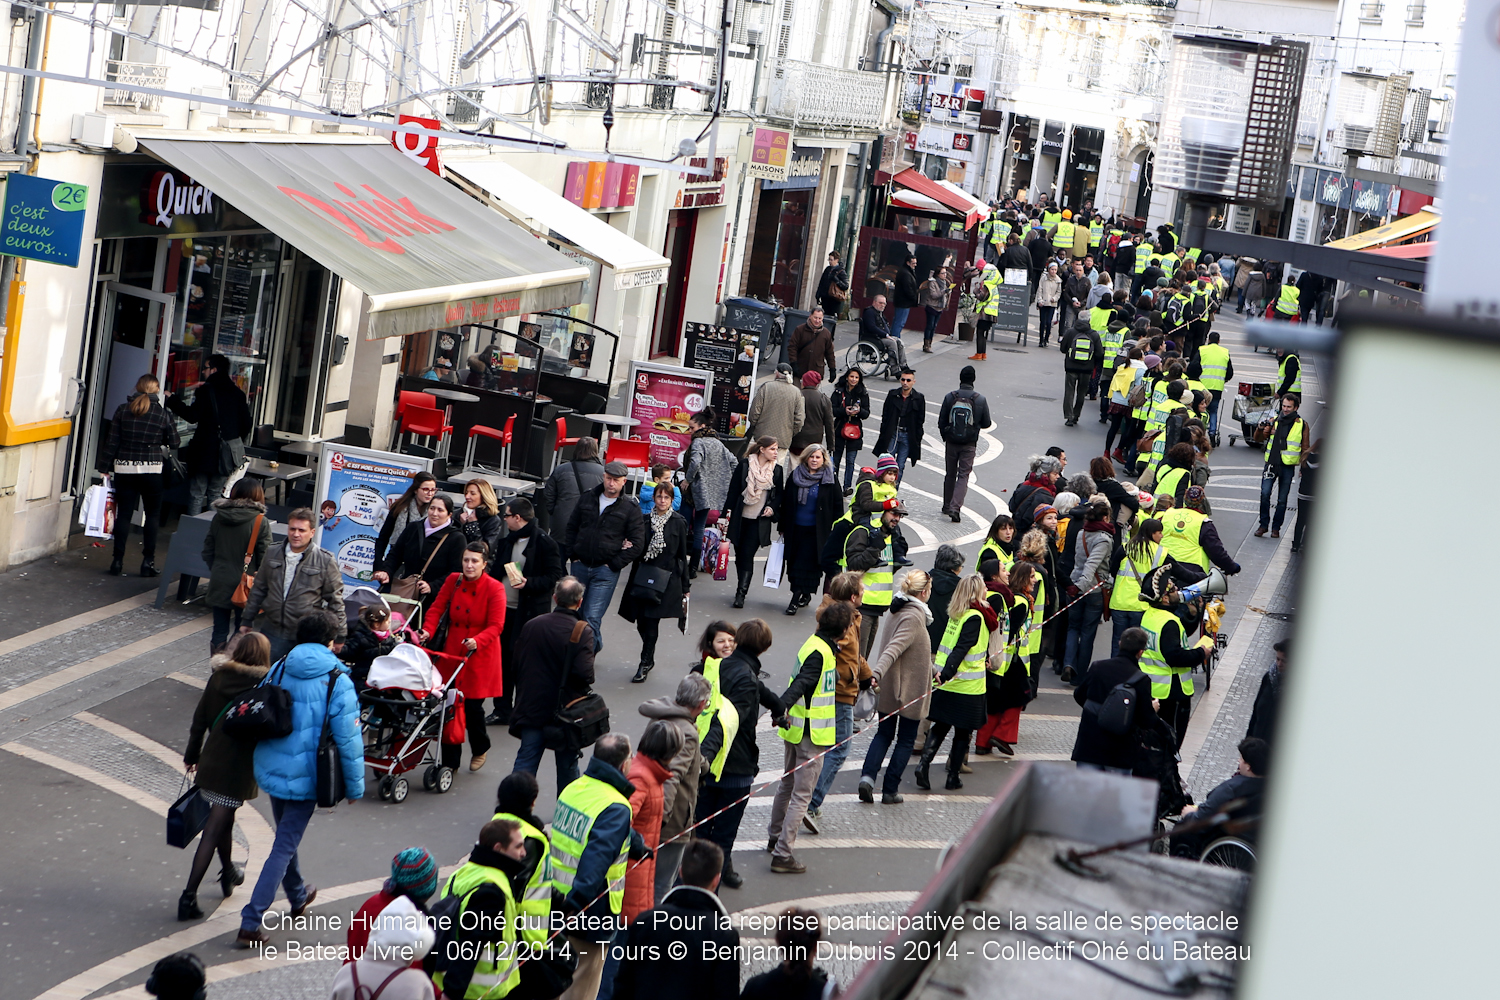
[162,444,188,489]
[205,384,246,477]
[167,775,211,849]
[315,670,347,807]
[220,658,295,742]
[542,620,611,751]
[628,563,671,605]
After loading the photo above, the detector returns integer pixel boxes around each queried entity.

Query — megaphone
[1179,568,1229,601]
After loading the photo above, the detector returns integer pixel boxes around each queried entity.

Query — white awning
[445,157,671,290]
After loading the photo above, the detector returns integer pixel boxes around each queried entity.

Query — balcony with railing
[324,79,367,116]
[104,60,167,113]
[1358,2,1384,22]
[764,61,888,130]
[1405,2,1425,25]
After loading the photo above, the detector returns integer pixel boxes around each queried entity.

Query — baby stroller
[359,643,467,803]
[1228,381,1275,448]
[343,586,423,639]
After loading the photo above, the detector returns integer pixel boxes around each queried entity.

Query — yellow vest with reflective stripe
[1134,245,1152,274]
[1054,220,1075,249]
[1043,210,1061,228]
[845,518,894,607]
[1090,305,1112,332]
[1197,343,1230,392]
[936,608,988,695]
[992,220,1012,245]
[1273,285,1300,316]
[777,634,838,745]
[1155,466,1190,504]
[1265,416,1305,466]
[1026,575,1046,656]
[433,862,522,999]
[1001,593,1030,673]
[695,657,722,743]
[1278,354,1302,393]
[980,266,1002,318]
[1089,222,1104,247]
[1140,606,1195,699]
[1101,322,1126,369]
[1109,542,1165,612]
[491,813,553,947]
[1160,507,1209,571]
[1144,379,1172,432]
[549,775,631,915]
[694,657,739,779]
[1131,375,1158,421]
[976,538,1014,575]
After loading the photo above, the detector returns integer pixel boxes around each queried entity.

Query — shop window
[273,252,339,438]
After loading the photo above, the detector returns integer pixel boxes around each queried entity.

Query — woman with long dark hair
[375,471,438,564]
[423,540,505,772]
[777,443,842,614]
[202,478,268,653]
[828,367,870,492]
[100,373,178,577]
[723,436,784,609]
[373,492,465,611]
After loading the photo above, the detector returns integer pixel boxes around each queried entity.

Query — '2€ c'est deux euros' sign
[3,173,89,268]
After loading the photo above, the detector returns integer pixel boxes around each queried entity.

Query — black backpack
[947,390,978,444]
[1095,670,1148,736]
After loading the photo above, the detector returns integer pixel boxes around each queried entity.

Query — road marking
[76,711,190,776]
[93,953,326,1000]
[746,792,994,805]
[0,591,158,659]
[1,741,172,815]
[0,614,212,713]
[739,838,950,850]
[166,671,206,689]
[732,890,918,917]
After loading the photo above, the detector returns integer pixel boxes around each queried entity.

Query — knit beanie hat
[801,370,823,388]
[147,954,205,1000]
[960,365,976,384]
[875,453,899,475]
[388,847,439,902]
[1144,354,1162,369]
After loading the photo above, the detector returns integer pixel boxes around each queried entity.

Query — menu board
[683,322,760,438]
[626,361,713,471]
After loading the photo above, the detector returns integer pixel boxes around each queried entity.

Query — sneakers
[770,854,807,874]
[631,662,654,683]
[881,792,904,804]
[801,810,821,835]
[858,777,875,803]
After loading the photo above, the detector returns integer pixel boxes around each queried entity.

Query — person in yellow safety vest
[1142,385,1190,480]
[1089,219,1105,250]
[1137,565,1214,751]
[1185,247,1202,264]
[1109,517,1166,655]
[976,560,1032,756]
[1054,216,1076,256]
[915,573,994,789]
[844,504,906,657]
[1274,348,1301,397]
[766,600,857,873]
[976,513,1017,574]
[1043,207,1062,229]
[974,259,1002,360]
[1189,331,1232,442]
[549,734,649,998]
[691,623,740,779]
[492,772,557,948]
[992,217,1013,248]
[1091,303,1121,419]
[1270,283,1300,320]
[1153,443,1196,507]
[1161,485,1241,576]
[1255,393,1307,538]
[432,818,531,1000]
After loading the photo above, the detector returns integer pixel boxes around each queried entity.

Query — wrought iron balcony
[104,61,167,113]
[765,61,888,130]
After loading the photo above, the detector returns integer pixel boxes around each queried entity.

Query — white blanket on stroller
[367,643,437,692]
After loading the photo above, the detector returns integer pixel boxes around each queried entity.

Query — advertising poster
[313,444,433,590]
[683,322,759,438]
[626,361,713,470]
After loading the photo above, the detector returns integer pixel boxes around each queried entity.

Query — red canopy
[1363,241,1434,259]
[890,168,984,230]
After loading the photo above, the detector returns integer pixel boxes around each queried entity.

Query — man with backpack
[938,366,992,523]
[1059,317,1102,427]
[1070,626,1154,773]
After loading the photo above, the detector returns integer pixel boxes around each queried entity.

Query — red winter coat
[622,754,671,921]
[427,572,506,699]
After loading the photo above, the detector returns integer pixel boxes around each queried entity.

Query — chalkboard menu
[990,282,1030,333]
[683,322,762,438]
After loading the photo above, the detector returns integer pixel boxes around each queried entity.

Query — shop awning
[444,157,671,291]
[1363,240,1435,259]
[889,168,984,229]
[1323,209,1439,251]
[138,139,591,339]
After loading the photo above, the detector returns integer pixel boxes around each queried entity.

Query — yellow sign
[1324,209,1439,251]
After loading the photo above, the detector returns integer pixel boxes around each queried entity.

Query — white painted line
[0,591,158,659]
[732,890,918,917]
[76,711,189,775]
[745,792,994,805]
[0,614,213,713]
[166,671,207,689]
[737,838,949,850]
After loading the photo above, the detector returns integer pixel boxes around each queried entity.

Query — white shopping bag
[762,536,786,589]
[82,477,116,539]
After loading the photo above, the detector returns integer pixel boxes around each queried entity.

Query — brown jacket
[817,594,872,704]
[790,322,836,381]
[872,594,934,720]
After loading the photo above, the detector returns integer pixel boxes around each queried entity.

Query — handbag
[852,686,877,723]
[166,774,211,849]
[829,282,849,302]
[442,690,467,745]
[629,562,672,604]
[840,421,862,441]
[314,670,347,808]
[389,533,449,600]
[204,385,246,478]
[231,514,264,609]
[427,602,452,652]
[219,657,295,742]
[162,445,188,490]
[543,620,611,751]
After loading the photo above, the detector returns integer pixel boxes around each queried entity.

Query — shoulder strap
[555,618,592,713]
[417,532,449,577]
[571,460,586,495]
[351,961,409,1000]
[242,515,264,570]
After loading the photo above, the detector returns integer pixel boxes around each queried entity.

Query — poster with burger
[626,360,713,470]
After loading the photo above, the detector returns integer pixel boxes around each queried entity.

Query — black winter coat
[457,510,504,554]
[1071,654,1154,770]
[613,886,740,1000]
[489,520,564,623]
[508,609,595,730]
[927,567,962,651]
[618,511,690,622]
[893,263,920,309]
[1246,669,1280,744]
[873,389,925,462]
[829,380,870,435]
[340,621,398,686]
[377,521,465,605]
[184,655,268,801]
[200,497,268,609]
[544,458,605,540]
[701,649,766,779]
[1000,244,1033,273]
[165,374,252,475]
[776,474,844,557]
[564,487,647,570]
[724,459,784,548]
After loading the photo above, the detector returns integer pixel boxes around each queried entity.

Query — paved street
[0,305,1318,1000]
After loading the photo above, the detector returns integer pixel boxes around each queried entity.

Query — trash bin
[719,297,779,335]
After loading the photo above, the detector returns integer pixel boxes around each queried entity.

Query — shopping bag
[762,537,786,589]
[700,526,722,573]
[714,538,731,581]
[82,478,116,539]
[166,775,210,848]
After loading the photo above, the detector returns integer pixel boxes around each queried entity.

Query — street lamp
[1155,34,1309,246]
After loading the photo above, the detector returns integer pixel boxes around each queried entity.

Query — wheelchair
[1199,836,1256,872]
[844,338,900,381]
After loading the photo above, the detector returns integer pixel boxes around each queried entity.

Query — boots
[914,739,940,790]
[178,890,204,921]
[732,566,751,608]
[140,559,159,578]
[720,858,743,890]
[107,555,124,576]
[967,352,986,361]
[784,595,800,616]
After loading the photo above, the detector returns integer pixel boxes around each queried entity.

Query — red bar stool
[463,413,515,475]
[604,436,651,492]
[550,416,581,473]
[401,406,453,454]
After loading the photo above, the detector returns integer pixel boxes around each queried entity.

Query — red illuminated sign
[391,115,443,175]
[278,182,457,254]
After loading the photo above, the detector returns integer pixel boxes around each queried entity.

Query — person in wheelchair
[1171,737,1266,858]
[860,293,908,371]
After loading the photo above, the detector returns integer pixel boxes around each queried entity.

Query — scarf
[790,459,835,505]
[1084,518,1115,535]
[644,510,670,562]
[903,594,934,625]
[742,453,776,510]
[987,582,1015,607]
[423,518,448,537]
[970,599,1000,632]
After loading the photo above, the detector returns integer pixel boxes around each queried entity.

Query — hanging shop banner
[762,148,824,190]
[627,360,714,470]
[748,127,792,182]
[2,173,89,267]
[683,322,760,438]
[313,444,434,590]
[913,126,978,164]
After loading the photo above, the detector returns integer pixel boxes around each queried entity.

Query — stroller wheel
[378,775,395,801]
[422,765,440,791]
[391,777,410,804]
[434,766,455,794]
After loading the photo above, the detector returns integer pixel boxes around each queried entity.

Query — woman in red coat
[621,720,682,922]
[423,541,506,773]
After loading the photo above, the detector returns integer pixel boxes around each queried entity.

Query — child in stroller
[341,588,420,689]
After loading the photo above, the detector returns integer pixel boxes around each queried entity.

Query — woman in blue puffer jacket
[237,611,365,946]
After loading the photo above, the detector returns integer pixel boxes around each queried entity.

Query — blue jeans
[1259,462,1296,531]
[240,796,316,931]
[892,430,910,485]
[596,927,626,1000]
[688,506,710,564]
[861,713,920,795]
[571,560,621,653]
[809,703,854,811]
[512,727,581,799]
[1064,590,1104,677]
[923,306,942,344]
[832,436,861,489]
[187,472,230,516]
[1208,389,1222,436]
[1110,610,1144,658]
[211,606,242,652]
[891,306,911,338]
